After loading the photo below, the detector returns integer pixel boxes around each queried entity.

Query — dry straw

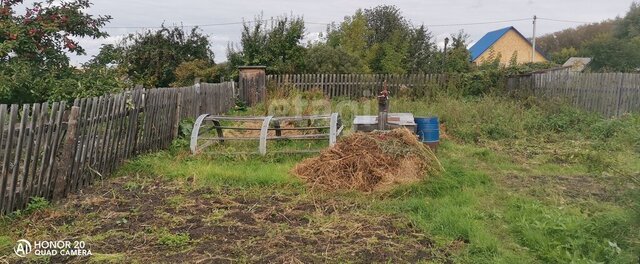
[293,128,443,192]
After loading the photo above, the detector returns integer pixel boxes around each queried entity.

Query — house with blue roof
[468,26,547,65]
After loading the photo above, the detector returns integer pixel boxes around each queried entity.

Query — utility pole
[443,37,450,68]
[532,15,537,63]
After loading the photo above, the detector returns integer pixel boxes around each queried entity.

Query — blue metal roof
[468,26,513,61]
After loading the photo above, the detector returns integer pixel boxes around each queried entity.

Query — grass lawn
[1,96,639,263]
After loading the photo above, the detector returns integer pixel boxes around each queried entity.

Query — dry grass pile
[292,128,443,191]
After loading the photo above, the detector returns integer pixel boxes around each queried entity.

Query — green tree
[326,10,370,70]
[581,34,640,72]
[86,44,122,67]
[368,30,408,74]
[49,65,124,102]
[171,59,217,86]
[362,5,412,73]
[326,5,439,74]
[228,15,305,74]
[550,47,578,64]
[363,5,409,46]
[0,0,111,66]
[0,0,112,103]
[303,43,367,73]
[444,30,472,73]
[536,2,640,72]
[110,26,214,87]
[406,25,439,73]
[615,1,640,39]
[536,20,616,55]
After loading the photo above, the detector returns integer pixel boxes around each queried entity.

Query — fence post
[238,66,266,106]
[173,92,182,139]
[231,81,237,100]
[615,74,625,117]
[54,106,79,200]
[194,78,202,115]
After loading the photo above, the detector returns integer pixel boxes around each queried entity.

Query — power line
[103,19,329,29]
[103,17,595,30]
[424,18,531,27]
[537,17,591,24]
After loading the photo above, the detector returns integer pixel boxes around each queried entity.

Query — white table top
[353,113,416,126]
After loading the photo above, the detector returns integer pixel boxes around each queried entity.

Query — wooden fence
[507,72,640,117]
[267,74,448,99]
[0,82,235,215]
[268,72,640,117]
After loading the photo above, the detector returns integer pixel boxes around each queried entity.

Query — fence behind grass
[268,72,640,117]
[0,81,236,215]
[267,73,448,99]
[507,71,640,117]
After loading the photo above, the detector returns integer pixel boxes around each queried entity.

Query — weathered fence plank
[0,82,235,215]
[508,72,640,117]
[56,106,78,200]
[24,103,47,207]
[0,105,17,214]
[267,73,451,99]
[37,103,55,198]
[18,104,39,208]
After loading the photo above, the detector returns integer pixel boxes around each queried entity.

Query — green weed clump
[24,197,49,213]
[506,197,637,263]
[158,231,191,249]
[5,197,50,218]
[0,235,11,254]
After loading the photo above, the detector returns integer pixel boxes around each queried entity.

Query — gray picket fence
[267,73,448,99]
[0,82,236,215]
[507,71,640,117]
[269,72,640,117]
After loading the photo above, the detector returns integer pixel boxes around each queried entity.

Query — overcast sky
[68,0,634,65]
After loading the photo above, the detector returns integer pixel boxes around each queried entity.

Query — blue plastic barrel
[415,117,439,143]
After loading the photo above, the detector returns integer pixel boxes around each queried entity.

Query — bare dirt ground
[5,174,459,263]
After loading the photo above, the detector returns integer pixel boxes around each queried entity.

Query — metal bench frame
[190,113,343,155]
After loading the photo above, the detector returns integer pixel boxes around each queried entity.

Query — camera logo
[14,239,32,257]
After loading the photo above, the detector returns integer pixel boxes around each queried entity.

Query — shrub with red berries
[0,0,112,65]
[0,0,113,103]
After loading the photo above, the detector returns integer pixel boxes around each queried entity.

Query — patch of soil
[223,120,327,139]
[6,174,458,263]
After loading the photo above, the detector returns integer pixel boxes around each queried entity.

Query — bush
[588,115,640,153]
[171,59,217,87]
[0,60,125,104]
[536,103,598,134]
[8,197,50,218]
[158,232,190,249]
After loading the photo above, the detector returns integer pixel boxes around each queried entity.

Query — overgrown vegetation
[1,1,638,263]
[245,91,640,262]
[91,26,218,88]
[2,91,637,263]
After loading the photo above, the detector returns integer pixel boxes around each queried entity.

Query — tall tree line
[227,5,471,75]
[1,2,564,103]
[537,2,640,72]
